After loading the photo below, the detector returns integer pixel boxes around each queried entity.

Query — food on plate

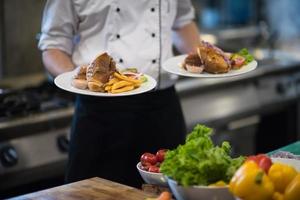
[160,124,245,186]
[139,149,168,173]
[182,40,255,74]
[71,65,88,89]
[86,52,116,92]
[182,53,204,73]
[197,40,231,74]
[229,154,300,200]
[104,72,142,94]
[71,53,147,93]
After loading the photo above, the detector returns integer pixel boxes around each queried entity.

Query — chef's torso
[39,0,195,88]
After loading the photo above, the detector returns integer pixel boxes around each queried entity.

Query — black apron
[65,86,186,188]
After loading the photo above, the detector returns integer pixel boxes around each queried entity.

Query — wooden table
[9,177,154,200]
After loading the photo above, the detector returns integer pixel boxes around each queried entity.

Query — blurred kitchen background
[1,0,300,198]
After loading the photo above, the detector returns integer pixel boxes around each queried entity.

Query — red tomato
[148,165,160,173]
[156,149,167,163]
[257,156,272,173]
[231,55,246,68]
[140,162,152,171]
[140,153,157,165]
[246,154,272,173]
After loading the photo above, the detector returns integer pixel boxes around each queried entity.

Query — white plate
[54,71,157,97]
[162,54,258,78]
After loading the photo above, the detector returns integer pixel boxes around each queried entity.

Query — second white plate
[162,54,257,78]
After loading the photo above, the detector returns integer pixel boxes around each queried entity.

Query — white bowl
[136,162,168,186]
[167,178,235,200]
[271,157,300,172]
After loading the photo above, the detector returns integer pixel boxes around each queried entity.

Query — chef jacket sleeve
[172,0,196,29]
[38,0,78,55]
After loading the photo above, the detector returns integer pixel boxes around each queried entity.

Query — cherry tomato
[246,154,272,173]
[231,55,246,68]
[140,162,152,171]
[156,149,168,163]
[148,165,160,173]
[140,152,157,165]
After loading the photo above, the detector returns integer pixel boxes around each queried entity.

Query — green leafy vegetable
[140,75,148,83]
[232,48,254,64]
[122,67,138,73]
[160,124,245,187]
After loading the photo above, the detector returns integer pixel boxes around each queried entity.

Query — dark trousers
[65,86,186,188]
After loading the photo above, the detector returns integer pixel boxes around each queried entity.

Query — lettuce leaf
[234,48,254,64]
[160,124,245,186]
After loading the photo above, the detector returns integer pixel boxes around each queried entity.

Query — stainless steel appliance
[0,82,74,198]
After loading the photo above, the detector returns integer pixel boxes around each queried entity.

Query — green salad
[160,124,245,187]
[232,48,254,64]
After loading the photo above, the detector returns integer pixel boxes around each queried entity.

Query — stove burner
[0,81,74,120]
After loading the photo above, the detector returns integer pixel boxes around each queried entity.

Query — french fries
[104,72,142,94]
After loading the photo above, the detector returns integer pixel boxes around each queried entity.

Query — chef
[39,0,200,187]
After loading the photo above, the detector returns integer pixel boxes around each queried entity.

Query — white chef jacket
[38,0,195,89]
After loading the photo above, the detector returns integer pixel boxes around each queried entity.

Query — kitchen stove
[0,81,75,198]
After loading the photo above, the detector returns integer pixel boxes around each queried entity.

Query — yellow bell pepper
[272,192,284,200]
[229,161,274,200]
[209,180,227,187]
[284,173,300,200]
[268,163,297,193]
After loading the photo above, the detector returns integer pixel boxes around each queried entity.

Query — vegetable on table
[246,154,273,173]
[268,162,298,193]
[229,161,274,200]
[160,124,245,186]
[284,173,300,200]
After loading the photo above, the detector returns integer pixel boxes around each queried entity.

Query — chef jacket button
[119,58,123,63]
[116,34,120,39]
[116,7,120,12]
[151,33,156,38]
[151,8,155,12]
[152,59,156,64]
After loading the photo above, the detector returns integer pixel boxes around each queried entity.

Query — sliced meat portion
[72,65,88,89]
[197,41,231,74]
[87,53,116,92]
[182,54,204,73]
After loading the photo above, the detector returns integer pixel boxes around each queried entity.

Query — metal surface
[0,128,69,176]
[0,81,74,194]
[0,108,73,130]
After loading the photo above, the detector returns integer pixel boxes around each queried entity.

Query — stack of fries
[104,72,142,93]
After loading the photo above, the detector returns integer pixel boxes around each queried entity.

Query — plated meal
[72,52,145,93]
[54,53,157,97]
[162,40,257,78]
[182,41,254,74]
[139,124,300,200]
